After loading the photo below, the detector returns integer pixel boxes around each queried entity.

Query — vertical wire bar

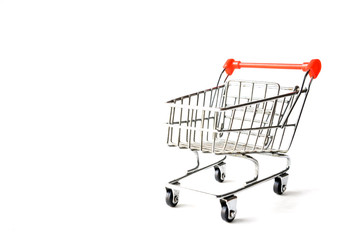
[253,84,268,151]
[216,84,228,149]
[212,111,218,152]
[253,102,268,151]
[223,82,229,108]
[262,99,277,151]
[270,96,286,150]
[262,84,280,151]
[200,110,205,151]
[193,93,200,142]
[278,95,292,123]
[245,103,259,151]
[186,96,191,143]
[219,84,229,132]
[221,80,237,150]
[199,91,206,151]
[233,106,247,151]
[237,82,242,105]
[222,83,230,149]
[278,122,287,150]
[215,87,223,129]
[287,78,314,151]
[223,88,239,151]
[188,107,194,149]
[167,106,174,144]
[284,94,296,132]
[260,84,269,130]
[206,89,213,141]
[278,95,295,150]
[233,82,244,151]
[212,86,223,152]
[210,69,226,107]
[203,90,207,107]
[222,109,236,151]
[215,86,222,108]
[243,83,256,151]
[177,98,183,146]
[169,101,176,144]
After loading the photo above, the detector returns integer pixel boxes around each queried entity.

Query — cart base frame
[165,151,291,222]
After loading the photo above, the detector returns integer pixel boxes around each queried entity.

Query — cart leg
[214,162,226,182]
[165,185,180,207]
[243,154,259,184]
[187,151,200,173]
[273,173,289,195]
[219,195,237,222]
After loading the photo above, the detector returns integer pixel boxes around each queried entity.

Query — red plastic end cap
[223,59,240,75]
[304,59,321,79]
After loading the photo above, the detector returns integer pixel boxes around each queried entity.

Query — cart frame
[164,59,321,222]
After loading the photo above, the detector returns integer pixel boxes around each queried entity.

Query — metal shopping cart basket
[165,59,321,222]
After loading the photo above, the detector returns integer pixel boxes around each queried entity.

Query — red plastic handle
[223,59,321,79]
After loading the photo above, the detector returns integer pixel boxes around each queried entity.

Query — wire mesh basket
[167,80,301,154]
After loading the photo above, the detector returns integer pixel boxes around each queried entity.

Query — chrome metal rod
[166,153,290,198]
[215,166,289,198]
[288,76,314,149]
[187,151,200,173]
[166,153,290,199]
[280,71,310,128]
[243,154,259,184]
[167,84,225,104]
[219,90,300,111]
[167,78,310,155]
[168,156,227,184]
[215,153,290,198]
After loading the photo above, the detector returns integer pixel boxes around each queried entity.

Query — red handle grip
[223,59,321,79]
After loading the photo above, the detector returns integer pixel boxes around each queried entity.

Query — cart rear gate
[165,59,321,222]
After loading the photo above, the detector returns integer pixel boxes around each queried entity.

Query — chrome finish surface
[166,74,313,154]
[168,155,227,185]
[215,153,290,199]
[241,154,259,184]
[165,69,313,221]
[166,153,291,199]
[187,151,200,173]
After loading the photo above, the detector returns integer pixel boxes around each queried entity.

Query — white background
[1,0,359,239]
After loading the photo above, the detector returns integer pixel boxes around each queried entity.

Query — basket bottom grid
[168,139,277,154]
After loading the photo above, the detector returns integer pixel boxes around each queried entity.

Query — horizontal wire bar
[166,85,226,103]
[219,124,296,132]
[220,91,300,111]
[171,141,281,154]
[166,123,295,132]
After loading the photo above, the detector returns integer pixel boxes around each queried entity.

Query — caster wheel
[273,173,289,195]
[220,195,237,223]
[165,188,179,207]
[214,168,225,182]
[221,205,236,222]
[273,179,284,195]
[214,162,226,183]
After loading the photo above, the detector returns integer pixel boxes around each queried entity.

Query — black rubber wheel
[221,206,235,223]
[214,167,225,183]
[165,189,178,207]
[273,178,284,195]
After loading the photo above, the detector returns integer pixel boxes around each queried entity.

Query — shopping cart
[165,59,321,222]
